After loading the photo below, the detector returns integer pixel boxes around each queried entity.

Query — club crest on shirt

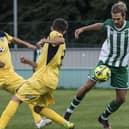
[0,47,5,52]
[0,37,4,41]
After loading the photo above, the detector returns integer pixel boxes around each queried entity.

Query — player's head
[51,18,68,34]
[111,1,127,28]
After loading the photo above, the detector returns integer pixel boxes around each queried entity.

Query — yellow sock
[40,107,66,125]
[0,100,19,129]
[28,104,42,124]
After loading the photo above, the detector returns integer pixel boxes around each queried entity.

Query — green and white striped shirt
[99,19,129,67]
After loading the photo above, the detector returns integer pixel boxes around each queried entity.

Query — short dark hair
[52,18,68,32]
[111,1,127,16]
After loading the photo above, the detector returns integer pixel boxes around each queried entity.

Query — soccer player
[0,18,74,129]
[64,1,128,129]
[20,51,52,128]
[0,32,47,128]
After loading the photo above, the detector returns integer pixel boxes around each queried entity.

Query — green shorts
[91,61,129,89]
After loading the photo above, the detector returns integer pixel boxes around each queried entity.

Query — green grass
[0,88,129,129]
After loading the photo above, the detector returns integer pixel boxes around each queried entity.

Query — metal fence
[1,21,105,48]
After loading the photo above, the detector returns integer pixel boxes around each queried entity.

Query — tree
[1,0,129,47]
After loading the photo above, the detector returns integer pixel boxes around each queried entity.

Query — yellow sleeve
[4,32,13,44]
[49,31,63,46]
[49,31,63,39]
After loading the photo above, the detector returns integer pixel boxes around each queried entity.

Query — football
[94,65,111,81]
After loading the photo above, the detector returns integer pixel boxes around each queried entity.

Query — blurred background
[1,0,129,88]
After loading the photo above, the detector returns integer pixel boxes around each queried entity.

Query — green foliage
[1,0,129,47]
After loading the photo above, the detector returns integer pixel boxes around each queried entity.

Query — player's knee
[12,95,22,104]
[82,79,95,91]
[34,106,42,113]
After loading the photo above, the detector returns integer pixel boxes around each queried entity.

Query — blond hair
[111,1,127,16]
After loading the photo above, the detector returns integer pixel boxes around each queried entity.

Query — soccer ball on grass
[94,65,111,81]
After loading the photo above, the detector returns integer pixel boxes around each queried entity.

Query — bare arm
[13,37,37,50]
[37,37,65,46]
[75,23,103,39]
[20,56,37,69]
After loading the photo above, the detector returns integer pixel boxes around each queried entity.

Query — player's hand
[20,56,29,64]
[74,28,83,39]
[0,61,5,68]
[36,38,46,47]
[36,43,41,48]
[40,38,47,43]
[27,44,37,50]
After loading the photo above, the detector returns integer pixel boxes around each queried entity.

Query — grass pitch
[0,88,129,129]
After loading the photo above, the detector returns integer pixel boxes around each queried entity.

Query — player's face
[111,12,125,28]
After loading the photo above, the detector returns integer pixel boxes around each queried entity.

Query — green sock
[102,100,121,118]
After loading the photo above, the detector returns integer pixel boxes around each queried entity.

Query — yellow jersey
[0,32,14,72]
[32,30,66,89]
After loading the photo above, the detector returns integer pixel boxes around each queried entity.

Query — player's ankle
[64,111,72,121]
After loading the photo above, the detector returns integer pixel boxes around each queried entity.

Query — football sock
[66,96,82,114]
[0,100,20,129]
[40,107,67,126]
[28,104,42,124]
[101,100,121,118]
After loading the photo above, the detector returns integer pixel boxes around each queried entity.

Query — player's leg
[0,97,51,129]
[0,74,23,129]
[0,96,21,129]
[98,67,128,129]
[98,89,127,129]
[28,104,52,128]
[4,73,50,129]
[64,78,96,120]
[34,106,74,129]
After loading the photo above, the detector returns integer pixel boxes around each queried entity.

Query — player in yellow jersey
[0,32,47,128]
[0,18,74,129]
[20,48,52,128]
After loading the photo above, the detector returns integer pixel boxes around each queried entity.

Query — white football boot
[36,117,52,128]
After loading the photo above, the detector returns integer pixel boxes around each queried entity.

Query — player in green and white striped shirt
[64,1,128,129]
[100,19,129,67]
